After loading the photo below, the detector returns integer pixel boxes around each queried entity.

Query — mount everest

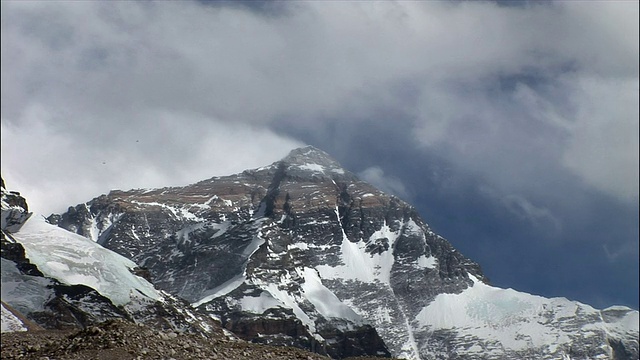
[2,146,638,359]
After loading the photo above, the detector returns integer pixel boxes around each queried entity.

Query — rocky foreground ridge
[2,146,639,360]
[1,317,391,360]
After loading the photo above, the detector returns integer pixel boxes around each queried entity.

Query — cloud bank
[3,1,636,206]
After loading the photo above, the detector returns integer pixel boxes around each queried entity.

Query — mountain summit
[23,146,639,359]
[251,145,358,185]
[280,146,349,173]
[282,145,340,166]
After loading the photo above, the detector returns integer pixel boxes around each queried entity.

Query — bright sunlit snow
[1,303,27,333]
[239,291,283,314]
[416,274,600,352]
[12,215,160,306]
[263,282,317,333]
[300,267,362,323]
[317,217,403,285]
[416,255,437,269]
[297,164,326,173]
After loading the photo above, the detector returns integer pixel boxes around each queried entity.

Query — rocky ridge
[2,317,392,360]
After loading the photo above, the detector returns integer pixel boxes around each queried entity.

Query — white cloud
[358,167,408,200]
[503,194,561,234]
[1,106,302,214]
[561,76,639,203]
[407,2,639,202]
[478,185,561,234]
[603,241,639,262]
[1,0,637,215]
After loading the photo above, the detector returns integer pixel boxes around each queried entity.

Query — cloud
[358,167,409,200]
[603,243,632,262]
[1,1,637,208]
[502,194,561,233]
[1,105,302,214]
[561,76,639,203]
[401,2,637,203]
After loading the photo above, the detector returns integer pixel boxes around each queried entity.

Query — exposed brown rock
[0,319,346,360]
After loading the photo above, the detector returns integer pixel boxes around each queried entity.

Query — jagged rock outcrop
[1,177,32,234]
[48,147,639,359]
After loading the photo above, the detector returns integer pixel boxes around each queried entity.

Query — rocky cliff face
[1,177,32,234]
[48,147,639,360]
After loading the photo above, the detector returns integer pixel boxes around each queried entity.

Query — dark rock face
[35,283,130,330]
[49,147,639,360]
[1,176,32,234]
[222,312,319,349]
[318,324,391,359]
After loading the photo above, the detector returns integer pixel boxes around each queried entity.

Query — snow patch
[297,163,325,173]
[242,234,266,257]
[263,282,317,334]
[416,255,437,269]
[415,274,587,352]
[1,303,26,333]
[240,292,283,314]
[317,218,401,285]
[601,306,640,336]
[300,268,362,323]
[130,201,204,222]
[193,229,266,307]
[12,216,160,306]
[288,242,309,251]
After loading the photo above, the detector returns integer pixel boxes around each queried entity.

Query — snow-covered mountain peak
[282,146,336,165]
[278,146,348,177]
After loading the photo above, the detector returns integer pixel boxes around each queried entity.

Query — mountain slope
[1,178,222,337]
[50,146,639,359]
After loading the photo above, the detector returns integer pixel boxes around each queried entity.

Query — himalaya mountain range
[2,146,638,359]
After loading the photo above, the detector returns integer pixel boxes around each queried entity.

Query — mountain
[6,146,639,359]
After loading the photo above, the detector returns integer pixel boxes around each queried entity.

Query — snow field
[414,274,630,355]
[1,303,27,333]
[12,216,160,306]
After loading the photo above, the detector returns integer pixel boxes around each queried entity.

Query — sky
[1,1,638,310]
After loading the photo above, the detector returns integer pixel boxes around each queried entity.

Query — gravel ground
[0,319,396,360]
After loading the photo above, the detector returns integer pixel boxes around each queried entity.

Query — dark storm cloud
[197,0,291,16]
[1,0,637,308]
